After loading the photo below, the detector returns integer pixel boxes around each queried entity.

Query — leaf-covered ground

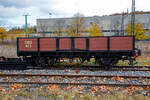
[0,84,150,100]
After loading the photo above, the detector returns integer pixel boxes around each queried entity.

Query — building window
[90,22,93,25]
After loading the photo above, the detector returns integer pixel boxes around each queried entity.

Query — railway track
[0,59,26,70]
[0,73,150,79]
[27,65,150,71]
[0,73,150,87]
[1,59,150,87]
[0,63,150,71]
[0,57,150,71]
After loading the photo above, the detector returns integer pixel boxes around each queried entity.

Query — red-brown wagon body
[89,37,107,51]
[18,38,38,51]
[17,36,139,68]
[110,37,133,50]
[40,38,56,51]
[74,38,86,50]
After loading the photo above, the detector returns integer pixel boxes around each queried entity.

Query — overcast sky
[0,0,149,29]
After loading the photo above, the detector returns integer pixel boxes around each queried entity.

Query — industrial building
[37,13,150,36]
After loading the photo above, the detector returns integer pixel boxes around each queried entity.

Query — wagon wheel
[29,56,39,66]
[98,58,119,69]
[79,58,86,63]
[111,58,119,65]
[39,57,46,68]
[0,56,7,62]
[48,58,57,66]
[69,58,73,63]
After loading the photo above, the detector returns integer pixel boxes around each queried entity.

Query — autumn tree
[0,27,8,42]
[125,22,148,40]
[28,26,36,34]
[92,16,100,25]
[88,22,103,36]
[8,26,37,39]
[110,20,121,36]
[68,13,87,37]
[8,27,26,39]
[53,19,66,36]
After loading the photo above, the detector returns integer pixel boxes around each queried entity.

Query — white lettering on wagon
[24,41,32,48]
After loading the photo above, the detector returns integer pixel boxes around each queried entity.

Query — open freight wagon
[17,36,140,68]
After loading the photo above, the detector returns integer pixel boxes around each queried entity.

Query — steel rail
[37,65,150,69]
[0,74,150,79]
[0,81,149,87]
[27,66,150,71]
[39,68,150,71]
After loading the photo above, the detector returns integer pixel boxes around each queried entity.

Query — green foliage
[125,22,148,40]
[117,57,150,66]
[88,23,103,36]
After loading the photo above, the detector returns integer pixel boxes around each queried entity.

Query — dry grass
[117,56,150,66]
[0,89,150,100]
[136,41,150,56]
[0,44,17,58]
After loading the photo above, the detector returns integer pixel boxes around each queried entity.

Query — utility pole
[131,0,135,36]
[23,14,30,37]
[49,13,52,18]
[121,12,125,36]
[76,17,79,36]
